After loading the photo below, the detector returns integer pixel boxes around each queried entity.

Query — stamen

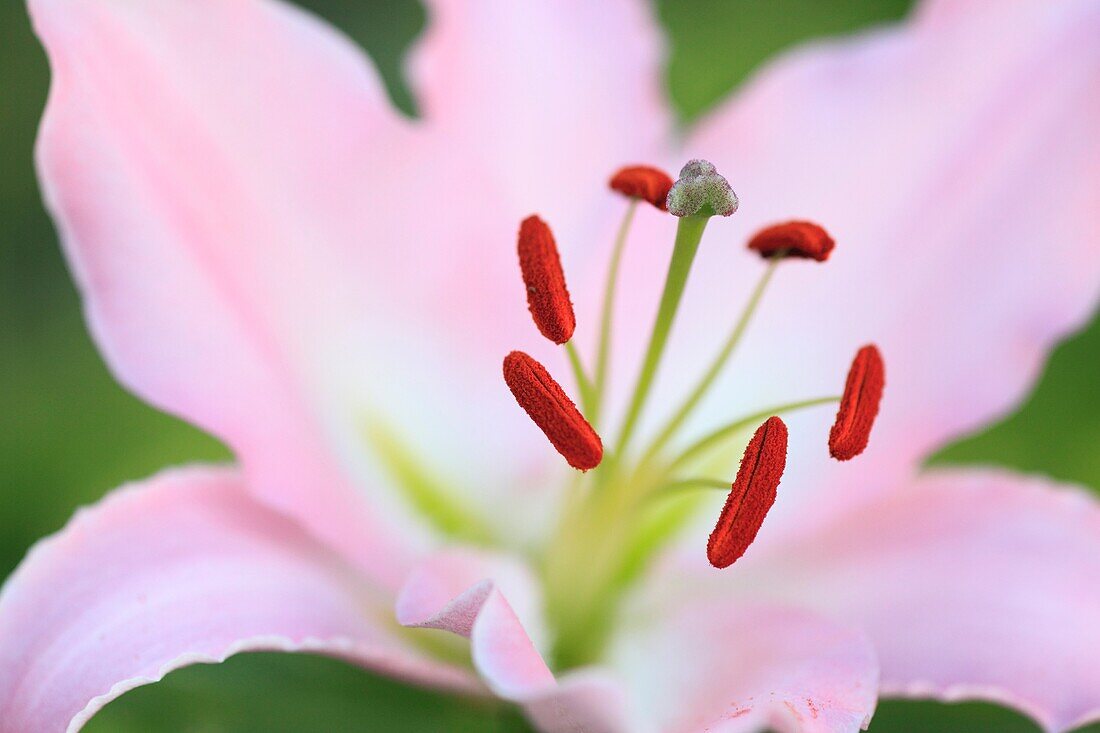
[707,416,787,569]
[609,166,674,210]
[564,341,596,417]
[829,344,885,460]
[592,198,640,427]
[640,255,780,462]
[503,351,603,471]
[661,477,732,493]
[748,221,835,262]
[518,215,575,345]
[669,396,840,471]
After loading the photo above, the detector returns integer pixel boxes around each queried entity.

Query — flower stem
[641,256,781,462]
[590,199,638,428]
[614,214,709,457]
[668,395,840,471]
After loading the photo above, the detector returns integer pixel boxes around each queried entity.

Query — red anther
[609,165,674,210]
[503,351,602,471]
[518,215,575,345]
[747,221,835,262]
[829,344,885,461]
[707,416,787,569]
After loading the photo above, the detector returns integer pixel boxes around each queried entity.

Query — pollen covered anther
[747,220,835,262]
[707,416,788,569]
[829,344,885,460]
[503,351,603,471]
[517,215,575,344]
[609,165,674,210]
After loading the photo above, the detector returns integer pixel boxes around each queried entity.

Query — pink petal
[736,470,1100,733]
[395,547,549,656]
[648,0,1100,533]
[28,0,675,557]
[28,0,434,588]
[380,0,676,523]
[411,0,670,221]
[0,466,476,733]
[407,1,678,458]
[610,602,878,733]
[396,549,631,732]
[523,671,631,733]
[378,1,672,513]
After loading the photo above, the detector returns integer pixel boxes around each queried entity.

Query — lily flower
[2,0,1098,731]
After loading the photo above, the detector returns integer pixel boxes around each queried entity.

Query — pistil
[614,160,738,458]
[613,213,710,457]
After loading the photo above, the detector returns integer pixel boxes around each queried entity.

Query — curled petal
[397,550,630,732]
[743,470,1100,733]
[0,467,476,733]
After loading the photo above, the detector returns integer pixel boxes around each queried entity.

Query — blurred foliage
[82,653,528,733]
[1,0,1097,731]
[658,0,912,123]
[932,316,1100,484]
[294,0,425,117]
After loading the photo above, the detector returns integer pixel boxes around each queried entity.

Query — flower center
[502,160,885,669]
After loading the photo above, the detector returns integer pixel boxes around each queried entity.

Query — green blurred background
[1,0,1097,730]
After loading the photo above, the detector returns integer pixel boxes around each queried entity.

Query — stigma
[666,159,738,217]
